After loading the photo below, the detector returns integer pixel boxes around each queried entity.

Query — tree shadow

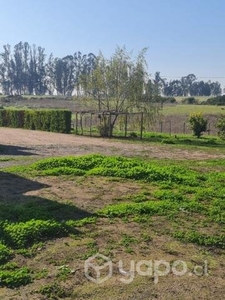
[0,145,38,156]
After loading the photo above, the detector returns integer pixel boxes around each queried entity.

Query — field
[1,96,225,137]
[0,127,224,300]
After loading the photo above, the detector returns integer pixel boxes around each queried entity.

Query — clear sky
[0,0,225,88]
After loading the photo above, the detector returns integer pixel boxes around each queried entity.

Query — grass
[162,104,225,116]
[0,152,224,297]
[174,96,210,103]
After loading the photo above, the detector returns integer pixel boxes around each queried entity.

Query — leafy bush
[0,109,71,133]
[181,97,198,104]
[202,95,225,106]
[189,112,208,138]
[97,124,110,137]
[216,115,225,139]
[156,96,177,104]
[0,109,25,127]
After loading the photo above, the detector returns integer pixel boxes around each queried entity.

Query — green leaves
[31,154,203,186]
[189,112,208,138]
[1,219,70,248]
[0,243,13,263]
[0,109,71,133]
[216,114,225,139]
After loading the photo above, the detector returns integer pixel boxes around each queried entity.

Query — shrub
[216,115,225,139]
[0,109,71,133]
[202,95,225,106]
[182,97,198,104]
[189,112,208,138]
[97,124,110,137]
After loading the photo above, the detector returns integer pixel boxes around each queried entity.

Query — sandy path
[0,128,224,164]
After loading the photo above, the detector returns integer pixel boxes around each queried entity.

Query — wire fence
[71,111,218,138]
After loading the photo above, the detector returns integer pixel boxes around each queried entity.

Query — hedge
[0,109,71,133]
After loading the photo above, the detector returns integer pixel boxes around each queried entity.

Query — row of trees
[0,42,96,96]
[154,72,222,97]
[0,42,222,98]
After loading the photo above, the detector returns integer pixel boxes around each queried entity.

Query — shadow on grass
[0,171,93,223]
[0,145,37,156]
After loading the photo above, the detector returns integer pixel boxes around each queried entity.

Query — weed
[0,267,32,288]
[38,282,72,299]
[0,243,13,263]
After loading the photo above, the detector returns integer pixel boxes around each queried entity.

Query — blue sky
[0,0,225,88]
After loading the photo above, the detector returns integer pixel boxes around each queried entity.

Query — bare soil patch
[0,128,224,169]
[0,128,224,299]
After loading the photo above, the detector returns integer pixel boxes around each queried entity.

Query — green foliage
[30,154,203,186]
[202,95,225,105]
[38,282,72,299]
[56,265,72,281]
[216,114,225,139]
[80,47,159,135]
[157,96,177,104]
[153,190,185,202]
[65,217,97,227]
[174,231,225,248]
[41,167,85,176]
[0,109,71,133]
[98,201,179,217]
[0,243,13,263]
[97,123,111,137]
[1,219,70,248]
[181,97,198,104]
[0,109,25,127]
[189,112,208,138]
[0,267,32,288]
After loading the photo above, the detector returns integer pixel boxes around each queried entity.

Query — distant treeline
[0,42,222,97]
[153,72,222,97]
[0,41,96,96]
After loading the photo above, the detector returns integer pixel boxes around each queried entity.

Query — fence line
[72,112,218,138]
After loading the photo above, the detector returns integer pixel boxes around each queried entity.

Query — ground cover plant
[0,151,224,299]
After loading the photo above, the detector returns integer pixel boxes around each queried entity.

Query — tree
[0,44,14,95]
[80,47,159,136]
[189,112,208,138]
[216,115,225,139]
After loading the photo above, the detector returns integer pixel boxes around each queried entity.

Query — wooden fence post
[90,113,93,136]
[140,112,144,139]
[75,112,78,135]
[160,121,163,133]
[125,113,128,138]
[80,114,83,135]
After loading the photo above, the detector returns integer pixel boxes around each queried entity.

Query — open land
[0,97,224,299]
[0,127,224,300]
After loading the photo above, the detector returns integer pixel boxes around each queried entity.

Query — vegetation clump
[189,112,208,138]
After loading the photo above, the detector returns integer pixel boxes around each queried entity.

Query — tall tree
[0,44,14,94]
[80,47,159,135]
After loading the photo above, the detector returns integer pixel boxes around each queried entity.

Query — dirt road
[0,128,224,165]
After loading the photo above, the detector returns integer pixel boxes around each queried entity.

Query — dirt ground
[0,128,225,167]
[0,128,225,299]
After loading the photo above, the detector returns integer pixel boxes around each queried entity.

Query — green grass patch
[11,154,205,187]
[163,104,225,116]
